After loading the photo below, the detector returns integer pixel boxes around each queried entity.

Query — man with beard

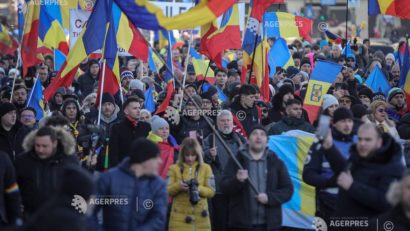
[203,110,246,231]
[322,123,405,229]
[11,85,27,115]
[387,88,409,122]
[221,126,293,231]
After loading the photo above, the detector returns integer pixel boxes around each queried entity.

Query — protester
[268,98,314,135]
[15,126,79,217]
[77,60,100,99]
[90,138,167,231]
[321,123,405,224]
[167,137,215,231]
[221,126,293,231]
[0,102,26,161]
[0,151,21,228]
[303,107,357,223]
[365,100,400,139]
[203,110,246,231]
[109,96,151,166]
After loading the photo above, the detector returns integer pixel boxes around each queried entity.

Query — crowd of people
[1,34,410,231]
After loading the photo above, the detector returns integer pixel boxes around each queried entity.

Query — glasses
[21,115,34,119]
[377,108,386,113]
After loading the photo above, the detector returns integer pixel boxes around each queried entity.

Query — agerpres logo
[71,195,88,214]
[312,217,328,231]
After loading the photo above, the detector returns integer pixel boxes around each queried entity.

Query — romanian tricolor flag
[44,1,148,101]
[114,0,236,30]
[324,29,342,44]
[268,130,316,229]
[303,61,343,123]
[399,40,410,107]
[38,4,69,55]
[268,37,294,77]
[369,0,410,19]
[190,47,215,83]
[148,47,164,73]
[155,30,176,51]
[205,4,241,68]
[0,24,18,55]
[22,0,42,77]
[264,12,313,41]
[27,78,45,121]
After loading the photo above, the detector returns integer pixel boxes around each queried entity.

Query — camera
[185,179,200,205]
[78,124,102,149]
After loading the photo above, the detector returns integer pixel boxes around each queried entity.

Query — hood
[22,126,76,156]
[101,105,120,124]
[350,133,401,165]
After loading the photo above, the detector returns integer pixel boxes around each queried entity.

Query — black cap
[0,102,16,118]
[101,93,115,105]
[130,138,160,164]
[333,107,354,123]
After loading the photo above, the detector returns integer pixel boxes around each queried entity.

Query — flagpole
[345,0,348,39]
[199,61,212,95]
[248,22,261,84]
[179,32,193,111]
[26,73,38,106]
[97,59,107,127]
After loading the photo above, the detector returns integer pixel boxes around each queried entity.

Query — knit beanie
[322,94,339,111]
[151,115,169,132]
[129,138,160,164]
[121,70,134,81]
[333,107,354,123]
[387,87,404,102]
[129,79,144,91]
[300,58,311,67]
[101,93,115,105]
[286,66,299,78]
[0,102,16,118]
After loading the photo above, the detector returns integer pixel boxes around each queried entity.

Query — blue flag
[54,49,66,72]
[164,31,174,83]
[268,37,293,77]
[144,86,156,113]
[365,65,391,96]
[27,79,45,121]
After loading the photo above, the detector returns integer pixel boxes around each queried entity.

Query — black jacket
[15,128,79,216]
[0,152,21,226]
[229,100,259,135]
[323,133,405,219]
[268,116,315,135]
[220,146,293,230]
[173,115,213,144]
[369,206,410,231]
[0,123,30,162]
[108,118,151,166]
[77,73,98,99]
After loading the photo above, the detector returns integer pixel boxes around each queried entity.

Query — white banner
[69,9,91,49]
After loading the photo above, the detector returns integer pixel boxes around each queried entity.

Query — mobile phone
[316,115,331,141]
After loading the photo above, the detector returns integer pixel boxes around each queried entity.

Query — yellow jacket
[167,162,215,231]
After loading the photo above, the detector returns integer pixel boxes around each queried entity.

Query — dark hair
[44,115,70,127]
[21,107,37,117]
[36,126,57,142]
[123,96,142,110]
[285,98,302,107]
[13,84,27,93]
[214,68,227,76]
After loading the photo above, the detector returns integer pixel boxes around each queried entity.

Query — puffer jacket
[167,162,215,231]
[15,127,79,216]
[90,158,168,231]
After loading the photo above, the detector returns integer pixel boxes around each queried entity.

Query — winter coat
[77,73,98,99]
[14,127,79,216]
[90,158,168,231]
[220,146,293,230]
[147,132,178,179]
[323,133,405,219]
[268,116,315,135]
[108,118,151,166]
[0,123,28,162]
[167,162,215,231]
[174,116,213,144]
[0,151,21,226]
[398,113,410,139]
[203,131,246,193]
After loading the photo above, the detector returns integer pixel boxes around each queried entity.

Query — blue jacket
[90,158,167,231]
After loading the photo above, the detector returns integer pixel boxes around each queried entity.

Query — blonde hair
[368,100,395,127]
[177,137,204,167]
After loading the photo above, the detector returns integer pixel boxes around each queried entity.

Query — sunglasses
[377,108,386,113]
